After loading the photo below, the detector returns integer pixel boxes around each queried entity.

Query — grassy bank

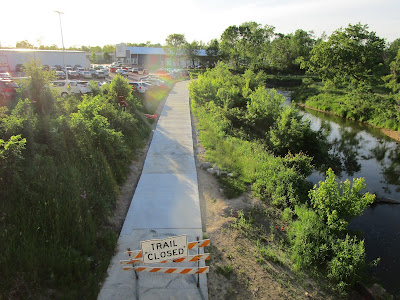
[292,81,400,131]
[190,63,377,296]
[0,62,172,298]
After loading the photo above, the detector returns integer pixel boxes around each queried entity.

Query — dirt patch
[380,128,400,143]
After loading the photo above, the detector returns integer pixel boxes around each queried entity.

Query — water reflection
[282,92,400,296]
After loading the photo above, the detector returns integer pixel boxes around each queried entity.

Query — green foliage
[190,63,375,293]
[305,88,400,131]
[216,264,234,279]
[328,235,366,289]
[383,49,400,93]
[107,74,141,109]
[0,135,26,186]
[220,22,275,70]
[18,59,55,114]
[268,106,310,155]
[16,40,34,48]
[289,169,374,291]
[245,88,284,131]
[217,175,247,199]
[206,39,220,67]
[309,168,375,232]
[164,33,187,67]
[0,73,159,298]
[306,23,385,88]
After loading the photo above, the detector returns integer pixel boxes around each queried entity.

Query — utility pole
[55,11,68,80]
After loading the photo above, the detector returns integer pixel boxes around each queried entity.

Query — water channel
[283,92,400,296]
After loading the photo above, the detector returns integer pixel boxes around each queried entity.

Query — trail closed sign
[141,235,188,263]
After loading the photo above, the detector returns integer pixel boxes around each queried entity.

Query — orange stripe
[174,257,185,262]
[165,268,177,273]
[200,240,210,247]
[187,242,196,249]
[123,267,132,270]
[195,267,208,274]
[150,268,161,273]
[180,268,192,274]
[190,256,200,262]
[135,267,146,272]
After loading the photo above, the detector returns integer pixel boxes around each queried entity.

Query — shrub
[289,169,374,291]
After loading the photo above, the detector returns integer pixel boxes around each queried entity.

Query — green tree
[16,40,34,49]
[206,39,220,67]
[164,34,187,67]
[384,38,400,69]
[184,40,201,67]
[306,23,386,88]
[19,59,54,114]
[220,22,275,70]
[102,44,116,53]
[267,33,291,72]
[309,168,375,232]
[39,44,59,50]
[90,51,98,63]
[383,49,400,93]
[103,52,111,63]
[290,169,375,291]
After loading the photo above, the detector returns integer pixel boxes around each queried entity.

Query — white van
[50,80,91,97]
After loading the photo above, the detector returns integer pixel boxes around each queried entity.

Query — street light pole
[54,11,68,80]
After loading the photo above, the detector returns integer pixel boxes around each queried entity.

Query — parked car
[49,80,91,97]
[88,68,97,76]
[93,70,105,79]
[42,65,50,71]
[128,82,146,93]
[116,69,129,77]
[102,68,109,76]
[73,64,83,70]
[81,71,92,79]
[55,71,66,80]
[76,68,85,76]
[0,79,19,103]
[53,65,63,71]
[68,70,80,79]
[0,72,11,79]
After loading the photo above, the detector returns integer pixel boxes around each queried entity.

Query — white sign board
[116,43,127,58]
[141,235,188,264]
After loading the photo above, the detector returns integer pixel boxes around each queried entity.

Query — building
[0,49,90,72]
[114,44,207,68]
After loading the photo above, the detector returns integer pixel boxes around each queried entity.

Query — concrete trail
[98,81,208,300]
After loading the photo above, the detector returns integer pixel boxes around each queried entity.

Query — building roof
[127,47,207,56]
[0,48,85,53]
[127,47,165,55]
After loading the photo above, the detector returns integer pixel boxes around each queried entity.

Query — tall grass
[189,63,374,293]
[0,65,168,298]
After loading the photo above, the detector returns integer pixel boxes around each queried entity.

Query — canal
[283,92,400,296]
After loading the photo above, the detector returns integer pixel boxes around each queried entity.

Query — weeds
[0,62,170,298]
[216,264,234,279]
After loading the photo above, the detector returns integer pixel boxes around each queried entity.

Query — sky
[2,0,399,48]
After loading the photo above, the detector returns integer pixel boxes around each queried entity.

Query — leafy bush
[289,169,374,291]
[190,64,376,293]
[0,61,160,298]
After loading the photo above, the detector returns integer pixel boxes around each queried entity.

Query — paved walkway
[98,81,208,300]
